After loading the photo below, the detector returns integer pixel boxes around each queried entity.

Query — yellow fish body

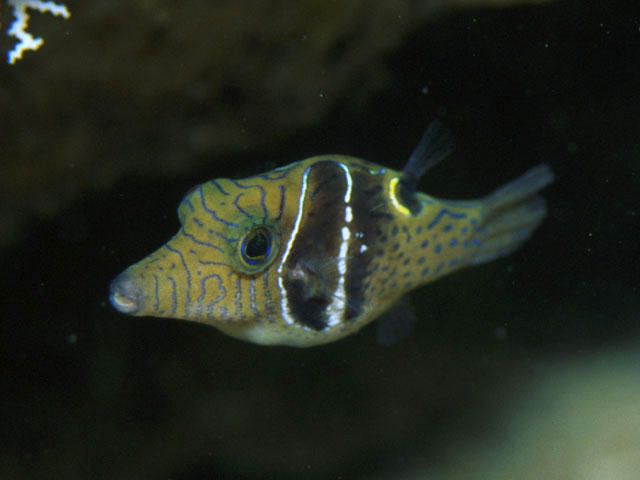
[110,122,553,347]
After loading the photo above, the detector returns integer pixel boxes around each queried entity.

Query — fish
[109,121,554,347]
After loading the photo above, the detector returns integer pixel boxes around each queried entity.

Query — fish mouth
[109,272,143,315]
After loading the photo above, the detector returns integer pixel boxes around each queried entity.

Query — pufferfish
[109,121,553,347]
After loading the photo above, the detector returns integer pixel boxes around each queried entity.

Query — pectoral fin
[375,299,417,346]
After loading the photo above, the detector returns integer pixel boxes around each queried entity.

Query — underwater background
[1,0,639,478]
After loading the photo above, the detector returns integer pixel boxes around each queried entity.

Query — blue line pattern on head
[259,165,296,180]
[198,274,224,303]
[167,276,177,315]
[210,180,230,196]
[165,244,192,314]
[198,274,225,320]
[234,276,243,319]
[275,185,285,222]
[198,185,239,227]
[153,274,160,311]
[230,180,268,220]
[165,245,191,288]
[198,259,233,268]
[180,230,224,253]
[249,278,258,317]
[263,269,273,320]
[232,193,253,219]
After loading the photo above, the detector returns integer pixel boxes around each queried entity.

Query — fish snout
[109,272,144,315]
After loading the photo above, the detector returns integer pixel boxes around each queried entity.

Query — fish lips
[109,272,144,315]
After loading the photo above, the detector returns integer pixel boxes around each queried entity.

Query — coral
[399,346,640,480]
[5,0,70,64]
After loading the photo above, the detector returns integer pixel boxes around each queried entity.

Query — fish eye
[240,227,272,266]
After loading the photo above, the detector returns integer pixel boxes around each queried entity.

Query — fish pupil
[243,229,270,264]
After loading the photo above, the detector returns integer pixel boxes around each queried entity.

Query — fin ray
[473,164,554,265]
[483,164,554,216]
[375,298,417,346]
[401,120,454,188]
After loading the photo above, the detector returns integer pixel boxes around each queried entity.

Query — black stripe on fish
[343,167,392,321]
[281,161,348,330]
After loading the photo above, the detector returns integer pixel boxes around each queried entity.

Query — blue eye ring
[240,227,272,266]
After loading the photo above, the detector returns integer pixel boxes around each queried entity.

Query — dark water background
[1,1,639,478]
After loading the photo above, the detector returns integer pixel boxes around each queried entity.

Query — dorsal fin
[401,120,454,190]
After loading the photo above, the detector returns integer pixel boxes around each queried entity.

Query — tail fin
[472,164,554,265]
